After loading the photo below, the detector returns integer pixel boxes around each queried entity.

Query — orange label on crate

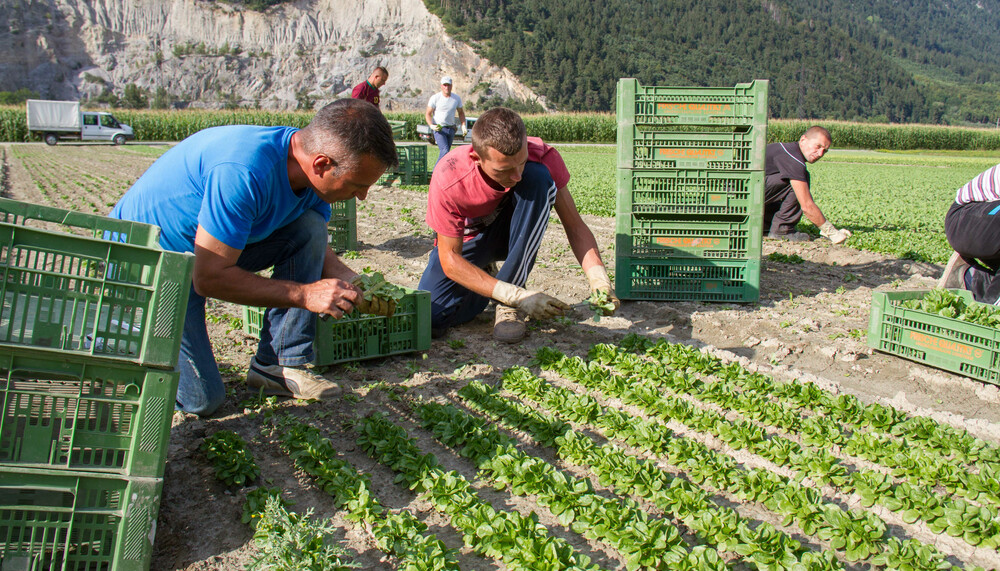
[907,330,983,361]
[658,149,725,159]
[654,237,723,248]
[658,103,732,114]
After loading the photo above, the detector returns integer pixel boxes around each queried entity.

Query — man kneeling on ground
[764,126,853,244]
[418,107,618,343]
[111,99,398,416]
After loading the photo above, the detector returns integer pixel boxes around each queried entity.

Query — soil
[3,142,999,570]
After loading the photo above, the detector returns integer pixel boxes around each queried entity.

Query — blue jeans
[418,162,558,331]
[432,126,457,167]
[175,209,328,416]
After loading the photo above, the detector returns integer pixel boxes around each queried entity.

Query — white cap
[440,75,453,85]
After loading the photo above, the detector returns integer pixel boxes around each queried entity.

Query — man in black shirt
[764,126,851,243]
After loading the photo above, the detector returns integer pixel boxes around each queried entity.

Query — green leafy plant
[587,289,617,321]
[354,270,406,304]
[766,252,805,264]
[249,496,358,571]
[201,430,261,487]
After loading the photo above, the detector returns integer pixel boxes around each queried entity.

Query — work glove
[820,221,852,245]
[585,265,621,315]
[461,124,468,137]
[492,281,570,320]
[350,276,397,317]
[431,124,441,132]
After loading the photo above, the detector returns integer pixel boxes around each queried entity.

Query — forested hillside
[424,0,1000,124]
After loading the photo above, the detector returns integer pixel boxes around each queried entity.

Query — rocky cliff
[0,0,546,110]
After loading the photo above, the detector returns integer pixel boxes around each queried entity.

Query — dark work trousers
[763,184,802,236]
[418,162,558,332]
[945,200,1000,303]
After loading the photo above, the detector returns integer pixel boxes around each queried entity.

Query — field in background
[6,105,1000,150]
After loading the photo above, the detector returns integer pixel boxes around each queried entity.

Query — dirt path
[3,143,998,570]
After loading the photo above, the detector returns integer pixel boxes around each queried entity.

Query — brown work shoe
[493,304,527,344]
[938,251,970,290]
[246,358,342,401]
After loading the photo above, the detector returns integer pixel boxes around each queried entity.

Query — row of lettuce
[204,335,999,570]
[4,105,1000,150]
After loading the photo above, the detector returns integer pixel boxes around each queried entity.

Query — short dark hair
[374,66,388,75]
[803,125,832,144]
[300,99,398,169]
[471,107,526,157]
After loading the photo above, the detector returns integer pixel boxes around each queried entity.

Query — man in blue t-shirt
[111,99,398,416]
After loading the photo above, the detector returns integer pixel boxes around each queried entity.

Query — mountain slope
[427,0,1000,124]
[0,0,545,110]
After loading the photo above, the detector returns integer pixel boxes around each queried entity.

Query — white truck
[26,99,134,146]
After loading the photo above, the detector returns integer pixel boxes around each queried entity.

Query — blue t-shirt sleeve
[197,163,262,249]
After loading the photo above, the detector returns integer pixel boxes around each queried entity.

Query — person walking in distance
[425,76,466,167]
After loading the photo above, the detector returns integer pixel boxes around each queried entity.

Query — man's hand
[492,281,569,320]
[820,221,852,245]
[301,279,361,319]
[431,124,441,132]
[350,275,398,317]
[461,124,468,137]
[585,265,620,315]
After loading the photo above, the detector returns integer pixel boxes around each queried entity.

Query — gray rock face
[0,0,547,110]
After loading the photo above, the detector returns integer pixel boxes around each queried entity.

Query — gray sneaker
[768,231,812,242]
[246,358,342,401]
[494,304,527,344]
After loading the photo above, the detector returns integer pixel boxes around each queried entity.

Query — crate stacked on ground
[328,198,357,252]
[378,142,430,185]
[615,78,768,302]
[241,286,431,366]
[0,197,194,571]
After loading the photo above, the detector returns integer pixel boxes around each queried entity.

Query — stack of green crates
[615,78,768,302]
[0,197,194,571]
[329,198,357,252]
[378,143,430,186]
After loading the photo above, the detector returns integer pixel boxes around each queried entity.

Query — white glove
[431,124,441,132]
[492,281,569,320]
[585,265,620,315]
[461,124,468,137]
[820,221,852,245]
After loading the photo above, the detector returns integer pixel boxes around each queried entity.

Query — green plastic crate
[0,198,162,248]
[615,257,759,302]
[0,223,194,369]
[387,120,406,139]
[328,198,357,252]
[242,287,431,366]
[378,143,430,185]
[0,349,178,478]
[616,169,764,217]
[868,289,1000,385]
[617,126,766,171]
[0,466,161,571]
[617,78,769,128]
[616,215,762,260]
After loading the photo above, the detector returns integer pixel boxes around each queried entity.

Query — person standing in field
[418,107,618,343]
[351,67,388,108]
[109,99,398,417]
[764,126,853,243]
[940,164,1000,303]
[425,76,466,167]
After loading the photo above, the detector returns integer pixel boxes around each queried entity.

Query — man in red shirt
[351,67,388,108]
[418,107,618,342]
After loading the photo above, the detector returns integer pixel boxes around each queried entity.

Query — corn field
[4,105,1000,149]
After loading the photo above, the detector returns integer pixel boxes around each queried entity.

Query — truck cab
[80,112,133,145]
